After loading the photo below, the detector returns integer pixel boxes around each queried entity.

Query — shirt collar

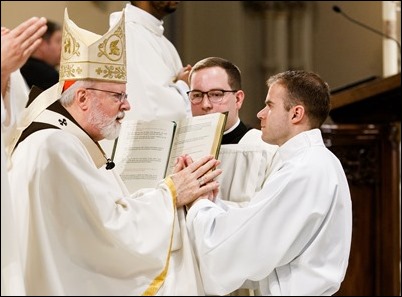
[223,118,240,135]
[279,129,324,161]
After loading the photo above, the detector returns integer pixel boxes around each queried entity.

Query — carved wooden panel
[321,123,400,296]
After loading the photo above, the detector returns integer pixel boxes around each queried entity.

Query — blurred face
[257,82,293,146]
[150,1,179,18]
[44,30,62,67]
[190,66,244,131]
[85,82,130,141]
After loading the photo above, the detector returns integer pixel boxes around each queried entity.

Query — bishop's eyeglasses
[86,87,128,103]
[187,89,237,104]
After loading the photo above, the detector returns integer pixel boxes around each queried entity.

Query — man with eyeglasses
[189,57,280,147]
[6,10,219,296]
[188,56,280,202]
[188,57,281,295]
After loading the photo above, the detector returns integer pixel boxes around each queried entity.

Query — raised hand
[1,16,47,95]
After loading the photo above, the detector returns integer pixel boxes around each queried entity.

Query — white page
[166,113,224,174]
[113,119,175,192]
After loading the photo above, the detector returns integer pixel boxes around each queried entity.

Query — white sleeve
[217,142,279,203]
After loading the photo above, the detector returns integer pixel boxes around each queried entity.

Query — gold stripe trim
[141,177,177,295]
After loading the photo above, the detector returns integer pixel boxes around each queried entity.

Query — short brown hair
[267,70,331,128]
[189,57,242,91]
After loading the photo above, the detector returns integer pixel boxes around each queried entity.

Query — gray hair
[60,81,93,107]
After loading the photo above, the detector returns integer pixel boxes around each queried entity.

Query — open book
[111,112,228,192]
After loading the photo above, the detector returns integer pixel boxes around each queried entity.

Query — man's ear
[76,88,89,110]
[291,105,304,122]
[235,90,245,108]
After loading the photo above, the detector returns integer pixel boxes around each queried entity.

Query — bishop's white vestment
[7,98,204,295]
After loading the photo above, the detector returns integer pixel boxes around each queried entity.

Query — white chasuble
[8,109,203,295]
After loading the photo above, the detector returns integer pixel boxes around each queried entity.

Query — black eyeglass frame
[186,89,238,104]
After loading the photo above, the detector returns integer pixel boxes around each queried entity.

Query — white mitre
[59,8,126,86]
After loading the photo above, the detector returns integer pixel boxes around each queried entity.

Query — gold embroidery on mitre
[59,8,126,83]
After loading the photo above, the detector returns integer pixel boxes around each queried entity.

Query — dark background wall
[2,1,400,127]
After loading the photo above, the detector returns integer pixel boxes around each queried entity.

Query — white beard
[88,107,123,140]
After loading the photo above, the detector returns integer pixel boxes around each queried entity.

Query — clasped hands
[169,155,221,208]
